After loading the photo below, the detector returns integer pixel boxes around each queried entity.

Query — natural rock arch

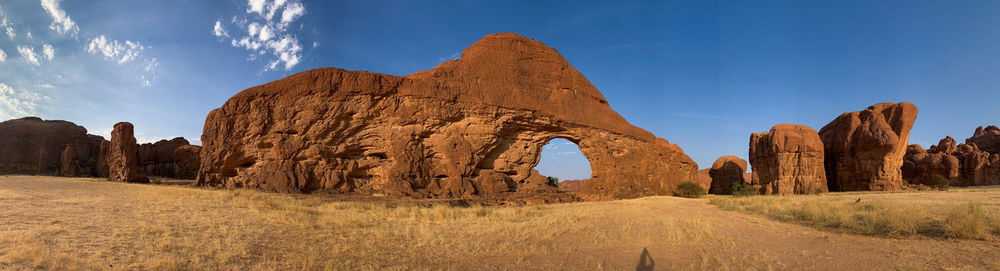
[197,33,698,199]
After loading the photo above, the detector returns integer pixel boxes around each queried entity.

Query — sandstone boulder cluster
[196,33,698,199]
[903,130,1000,187]
[734,102,918,195]
[748,124,827,195]
[0,117,201,181]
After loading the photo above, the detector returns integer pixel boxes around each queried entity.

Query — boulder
[197,33,698,199]
[173,145,201,180]
[966,125,1000,154]
[929,136,957,154]
[953,143,1000,186]
[749,124,827,195]
[0,117,104,176]
[819,102,918,191]
[708,156,748,195]
[108,122,148,183]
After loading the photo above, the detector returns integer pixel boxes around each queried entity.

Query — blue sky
[2,1,1000,180]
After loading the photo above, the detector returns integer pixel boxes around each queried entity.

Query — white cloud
[86,35,146,64]
[280,2,305,28]
[1,18,13,39]
[0,83,47,120]
[0,49,5,62]
[17,46,40,65]
[213,20,229,38]
[218,0,307,71]
[312,41,319,48]
[42,44,55,60]
[439,52,460,62]
[247,0,267,15]
[38,84,54,89]
[86,35,160,87]
[40,0,79,37]
[25,31,32,39]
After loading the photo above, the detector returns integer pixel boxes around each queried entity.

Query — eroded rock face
[138,137,192,177]
[173,145,201,180]
[0,117,104,176]
[708,156,747,195]
[749,124,827,195]
[108,122,148,183]
[197,33,698,199]
[902,144,960,185]
[819,102,918,191]
[966,126,1000,154]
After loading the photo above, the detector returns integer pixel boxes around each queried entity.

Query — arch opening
[533,138,593,191]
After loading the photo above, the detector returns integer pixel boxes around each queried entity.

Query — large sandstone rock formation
[749,124,827,195]
[173,145,201,180]
[903,133,1000,187]
[901,143,959,186]
[819,102,918,191]
[137,137,200,178]
[197,33,698,199]
[108,122,148,183]
[708,156,747,195]
[0,117,104,176]
[966,126,1000,154]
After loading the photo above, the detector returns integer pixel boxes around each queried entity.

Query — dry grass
[0,176,736,270]
[710,188,1000,240]
[3,176,1000,270]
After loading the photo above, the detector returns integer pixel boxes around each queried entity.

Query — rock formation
[108,122,148,183]
[708,156,748,195]
[966,126,1000,154]
[173,145,201,180]
[901,144,959,186]
[819,102,918,191]
[0,117,104,176]
[197,33,698,199]
[557,179,587,192]
[137,137,199,178]
[904,133,1000,187]
[749,124,827,195]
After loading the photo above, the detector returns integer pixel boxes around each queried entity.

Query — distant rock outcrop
[137,137,200,179]
[108,122,148,183]
[904,132,1000,187]
[0,117,104,176]
[557,179,588,192]
[966,126,1000,154]
[819,102,918,191]
[173,145,201,180]
[197,33,698,199]
[749,124,827,195]
[708,156,747,195]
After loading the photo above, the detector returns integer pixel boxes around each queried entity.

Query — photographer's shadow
[636,247,654,271]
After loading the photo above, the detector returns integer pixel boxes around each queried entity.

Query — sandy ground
[1,175,999,270]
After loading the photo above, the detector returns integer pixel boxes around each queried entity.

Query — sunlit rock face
[108,122,148,183]
[749,124,827,195]
[708,156,747,195]
[819,102,918,191]
[197,33,698,199]
[0,117,104,176]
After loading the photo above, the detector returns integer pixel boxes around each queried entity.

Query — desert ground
[1,175,999,271]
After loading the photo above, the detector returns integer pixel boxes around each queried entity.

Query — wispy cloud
[42,44,54,60]
[0,9,14,39]
[0,48,6,62]
[0,83,48,120]
[85,35,160,87]
[17,46,40,65]
[215,0,308,71]
[40,0,79,37]
[439,52,460,62]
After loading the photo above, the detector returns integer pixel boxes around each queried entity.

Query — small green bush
[545,176,559,187]
[731,181,757,197]
[674,181,706,198]
[931,174,950,190]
